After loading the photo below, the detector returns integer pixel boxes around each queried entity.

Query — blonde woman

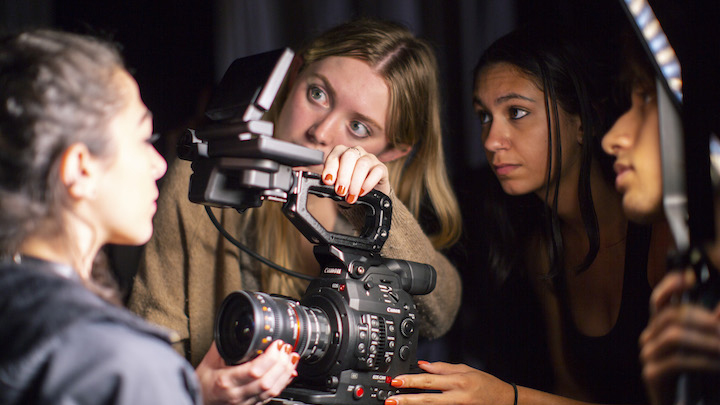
[129,18,462,404]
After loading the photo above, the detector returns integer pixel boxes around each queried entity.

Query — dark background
[1,0,636,387]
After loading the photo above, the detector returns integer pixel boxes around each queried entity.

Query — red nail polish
[291,353,300,365]
[324,174,333,182]
[417,360,430,365]
[385,399,398,405]
[347,194,357,204]
[390,378,403,388]
[337,185,345,195]
[360,188,366,195]
[284,344,292,354]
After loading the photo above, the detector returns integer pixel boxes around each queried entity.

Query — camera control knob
[399,345,411,360]
[400,318,415,337]
[353,385,365,399]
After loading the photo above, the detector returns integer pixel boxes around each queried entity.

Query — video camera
[178,48,437,405]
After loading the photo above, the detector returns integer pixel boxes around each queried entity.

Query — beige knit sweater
[128,159,461,367]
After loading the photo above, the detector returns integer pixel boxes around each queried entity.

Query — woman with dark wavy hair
[387,25,667,405]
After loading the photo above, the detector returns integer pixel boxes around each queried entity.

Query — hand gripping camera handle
[282,171,392,253]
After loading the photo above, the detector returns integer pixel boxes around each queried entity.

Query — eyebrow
[309,72,384,133]
[473,92,536,108]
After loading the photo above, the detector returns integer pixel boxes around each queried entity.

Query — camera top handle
[283,171,391,253]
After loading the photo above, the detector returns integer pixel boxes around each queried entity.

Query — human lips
[493,163,520,176]
[613,162,632,191]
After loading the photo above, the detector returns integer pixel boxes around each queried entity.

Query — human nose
[483,122,510,153]
[602,112,634,157]
[151,148,167,180]
[307,113,339,147]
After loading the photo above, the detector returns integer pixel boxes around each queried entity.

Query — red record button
[353,385,365,399]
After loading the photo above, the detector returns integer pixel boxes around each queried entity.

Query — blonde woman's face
[93,70,167,245]
[275,56,398,167]
[474,63,583,198]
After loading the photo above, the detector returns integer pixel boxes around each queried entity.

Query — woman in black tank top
[385,24,666,405]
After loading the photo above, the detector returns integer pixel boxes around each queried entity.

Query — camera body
[181,48,437,404]
[217,241,435,404]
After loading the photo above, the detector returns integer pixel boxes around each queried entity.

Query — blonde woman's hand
[196,340,299,405]
[385,361,515,405]
[321,145,391,203]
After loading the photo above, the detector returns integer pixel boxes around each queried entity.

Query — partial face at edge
[601,85,662,223]
[92,69,167,245]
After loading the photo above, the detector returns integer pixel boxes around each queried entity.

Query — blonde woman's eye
[308,86,327,104]
[349,121,370,138]
[509,107,529,120]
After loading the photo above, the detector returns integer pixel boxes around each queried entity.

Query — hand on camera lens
[196,340,299,405]
[322,145,391,204]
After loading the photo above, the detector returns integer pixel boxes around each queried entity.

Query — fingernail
[360,188,366,195]
[385,399,398,405]
[390,378,403,387]
[292,370,298,377]
[275,341,284,350]
[284,344,292,354]
[324,173,333,182]
[291,353,300,365]
[347,194,357,204]
[417,360,430,365]
[337,185,345,195]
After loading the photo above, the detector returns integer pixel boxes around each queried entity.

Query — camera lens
[215,291,332,365]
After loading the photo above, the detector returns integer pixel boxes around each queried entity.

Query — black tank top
[560,222,652,404]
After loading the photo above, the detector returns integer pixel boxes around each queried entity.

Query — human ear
[60,143,100,199]
[377,143,412,163]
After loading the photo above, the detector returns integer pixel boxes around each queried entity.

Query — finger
[358,164,390,197]
[344,155,374,203]
[418,361,477,375]
[265,361,298,398]
[650,270,695,314]
[392,371,467,391]
[244,341,287,381]
[641,312,720,363]
[386,391,448,405]
[256,352,298,394]
[322,146,347,185]
[642,305,720,346]
[644,351,720,385]
[335,147,365,197]
[203,341,229,368]
[227,345,294,404]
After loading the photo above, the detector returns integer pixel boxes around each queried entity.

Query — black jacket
[0,256,201,405]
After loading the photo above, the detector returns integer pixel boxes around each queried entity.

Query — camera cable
[204,205,315,281]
